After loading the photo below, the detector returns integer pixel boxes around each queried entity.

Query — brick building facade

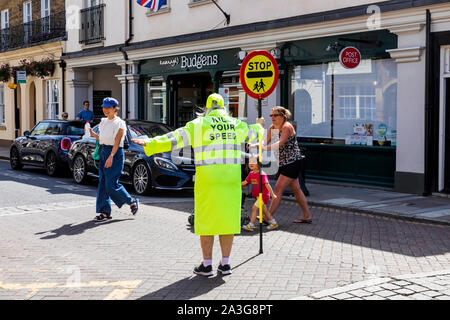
[0,0,64,27]
[0,0,66,144]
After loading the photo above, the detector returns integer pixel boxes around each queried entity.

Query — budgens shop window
[290,59,397,147]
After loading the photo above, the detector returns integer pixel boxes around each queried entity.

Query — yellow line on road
[0,280,141,291]
[104,289,134,300]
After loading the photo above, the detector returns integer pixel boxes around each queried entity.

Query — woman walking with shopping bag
[89,97,139,221]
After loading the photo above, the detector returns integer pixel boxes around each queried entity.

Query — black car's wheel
[73,154,88,184]
[132,161,152,195]
[45,151,58,177]
[10,147,23,170]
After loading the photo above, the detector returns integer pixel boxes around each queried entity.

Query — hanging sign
[339,46,361,69]
[240,50,279,100]
[16,71,27,84]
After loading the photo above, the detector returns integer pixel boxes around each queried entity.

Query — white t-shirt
[99,117,127,147]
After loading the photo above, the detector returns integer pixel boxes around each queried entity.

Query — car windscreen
[128,123,171,140]
[30,122,49,136]
[65,122,85,136]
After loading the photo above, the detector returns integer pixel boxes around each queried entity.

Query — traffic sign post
[240,50,279,255]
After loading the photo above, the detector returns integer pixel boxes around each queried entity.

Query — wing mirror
[24,131,30,137]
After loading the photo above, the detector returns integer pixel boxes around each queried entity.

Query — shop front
[138,49,248,128]
[281,29,399,187]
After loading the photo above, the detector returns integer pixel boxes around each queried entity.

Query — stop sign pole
[240,50,279,255]
[257,98,263,254]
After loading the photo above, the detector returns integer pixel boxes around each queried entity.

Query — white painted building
[62,0,450,195]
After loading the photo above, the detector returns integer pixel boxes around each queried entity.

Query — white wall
[65,0,385,54]
[394,29,426,175]
[131,0,384,44]
[65,0,127,53]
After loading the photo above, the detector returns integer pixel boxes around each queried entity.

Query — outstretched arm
[131,122,193,157]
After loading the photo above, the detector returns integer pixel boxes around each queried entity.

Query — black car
[10,120,87,176]
[67,120,195,195]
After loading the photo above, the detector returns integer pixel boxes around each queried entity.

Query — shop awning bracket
[211,0,230,25]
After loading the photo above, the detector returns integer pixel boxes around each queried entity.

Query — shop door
[445,78,450,191]
[173,73,214,127]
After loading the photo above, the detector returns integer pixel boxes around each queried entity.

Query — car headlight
[154,157,178,171]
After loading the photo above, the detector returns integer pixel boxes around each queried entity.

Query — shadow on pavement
[143,199,450,258]
[138,275,226,300]
[35,219,134,239]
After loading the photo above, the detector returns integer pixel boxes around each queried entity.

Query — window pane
[146,79,168,124]
[291,64,331,138]
[291,59,397,145]
[31,122,49,136]
[333,59,397,142]
[220,75,247,121]
[46,80,60,119]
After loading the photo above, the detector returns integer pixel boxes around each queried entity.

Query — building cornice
[0,41,63,63]
[386,46,425,63]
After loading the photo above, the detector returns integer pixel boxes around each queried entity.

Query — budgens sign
[159,54,219,70]
[141,49,238,76]
[181,54,219,70]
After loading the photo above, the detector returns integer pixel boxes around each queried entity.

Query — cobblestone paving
[0,200,449,300]
[293,269,450,300]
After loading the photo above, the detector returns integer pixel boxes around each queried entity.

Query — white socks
[203,257,230,266]
[221,256,230,266]
[203,259,212,267]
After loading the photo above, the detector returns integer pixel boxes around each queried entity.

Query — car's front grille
[182,180,194,188]
[179,164,195,173]
[156,175,181,187]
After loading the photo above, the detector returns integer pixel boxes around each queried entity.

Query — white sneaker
[242,223,255,231]
[267,221,279,230]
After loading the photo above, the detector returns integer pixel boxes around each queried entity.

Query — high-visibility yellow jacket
[142,108,263,235]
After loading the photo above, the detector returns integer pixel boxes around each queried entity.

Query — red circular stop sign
[339,47,361,69]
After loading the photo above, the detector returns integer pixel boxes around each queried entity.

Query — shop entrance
[170,73,214,127]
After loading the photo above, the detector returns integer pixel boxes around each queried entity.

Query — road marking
[104,289,133,300]
[0,280,142,299]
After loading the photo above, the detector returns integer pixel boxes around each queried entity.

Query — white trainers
[242,223,255,231]
[267,221,279,230]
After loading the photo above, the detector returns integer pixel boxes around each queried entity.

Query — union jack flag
[137,0,167,12]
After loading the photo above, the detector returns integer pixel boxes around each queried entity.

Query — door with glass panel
[445,79,450,191]
[46,80,60,120]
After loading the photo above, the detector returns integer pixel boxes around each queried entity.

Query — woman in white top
[89,97,138,220]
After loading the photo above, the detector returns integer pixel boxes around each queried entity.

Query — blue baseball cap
[101,97,119,108]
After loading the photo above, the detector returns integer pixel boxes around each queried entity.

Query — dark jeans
[96,145,134,215]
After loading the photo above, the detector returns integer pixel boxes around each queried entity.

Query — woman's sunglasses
[270,114,281,118]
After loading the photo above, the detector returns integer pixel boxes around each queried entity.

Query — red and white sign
[339,46,361,69]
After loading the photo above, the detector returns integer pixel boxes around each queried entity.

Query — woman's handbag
[92,140,100,168]
[92,140,100,160]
